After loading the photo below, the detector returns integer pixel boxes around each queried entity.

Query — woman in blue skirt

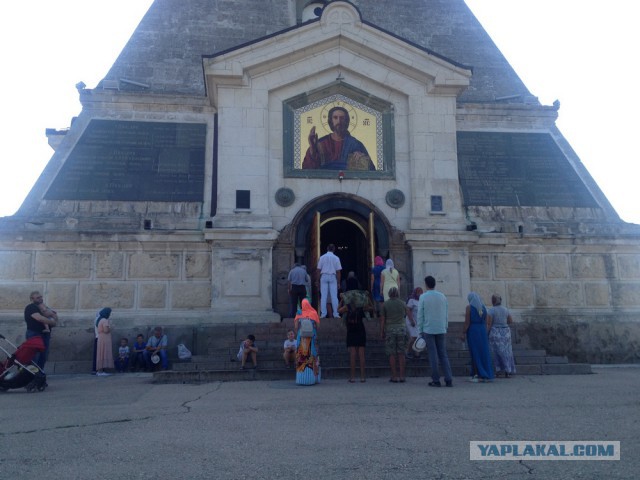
[463,292,494,382]
[294,299,321,385]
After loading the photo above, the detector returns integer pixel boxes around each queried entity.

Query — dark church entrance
[272,194,409,318]
[319,216,369,294]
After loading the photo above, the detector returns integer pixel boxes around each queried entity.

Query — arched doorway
[321,216,368,292]
[272,194,411,317]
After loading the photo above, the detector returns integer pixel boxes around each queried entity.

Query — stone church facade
[1,0,639,363]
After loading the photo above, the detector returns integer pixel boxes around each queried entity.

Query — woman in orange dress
[294,299,320,385]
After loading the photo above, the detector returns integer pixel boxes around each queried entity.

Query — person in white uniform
[316,244,342,318]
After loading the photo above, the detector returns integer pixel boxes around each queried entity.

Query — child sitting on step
[237,334,258,369]
[283,330,297,368]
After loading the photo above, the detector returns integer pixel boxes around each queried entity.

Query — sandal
[348,379,356,383]
[399,379,406,383]
[389,378,399,383]
[360,378,366,383]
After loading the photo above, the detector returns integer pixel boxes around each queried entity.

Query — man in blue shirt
[144,326,169,370]
[288,263,308,318]
[417,276,453,387]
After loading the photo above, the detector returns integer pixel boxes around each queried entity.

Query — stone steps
[151,319,591,383]
[173,345,562,370]
[153,362,593,384]
[36,321,591,379]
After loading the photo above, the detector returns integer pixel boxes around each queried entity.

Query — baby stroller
[0,333,47,393]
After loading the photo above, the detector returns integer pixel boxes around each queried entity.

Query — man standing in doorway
[288,262,308,318]
[316,244,342,318]
[24,290,58,371]
[417,276,453,387]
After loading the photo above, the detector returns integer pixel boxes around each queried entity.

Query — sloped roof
[102,0,531,103]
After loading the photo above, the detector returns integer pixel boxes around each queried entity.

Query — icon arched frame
[283,82,395,179]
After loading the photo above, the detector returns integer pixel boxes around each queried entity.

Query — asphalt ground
[0,366,638,479]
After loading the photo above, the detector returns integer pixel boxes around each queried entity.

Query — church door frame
[272,193,409,318]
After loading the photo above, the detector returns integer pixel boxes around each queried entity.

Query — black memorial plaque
[457,132,598,208]
[45,120,206,202]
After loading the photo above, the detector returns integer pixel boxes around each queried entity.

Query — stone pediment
[203,1,471,107]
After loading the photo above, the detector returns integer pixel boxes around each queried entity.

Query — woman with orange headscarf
[294,299,321,385]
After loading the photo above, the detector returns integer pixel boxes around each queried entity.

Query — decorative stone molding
[275,188,295,207]
[385,189,405,209]
[320,1,362,28]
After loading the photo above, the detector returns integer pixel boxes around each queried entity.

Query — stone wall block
[0,284,44,310]
[611,282,640,307]
[185,252,211,279]
[518,316,640,363]
[96,252,125,278]
[0,251,32,280]
[140,283,167,309]
[617,254,640,279]
[35,252,92,279]
[584,283,610,307]
[469,281,504,306]
[535,282,583,307]
[495,254,541,279]
[128,253,180,279]
[80,283,135,310]
[571,254,616,279]
[469,255,490,279]
[222,259,261,296]
[171,283,212,309]
[544,255,569,279]
[507,282,534,308]
[47,283,78,310]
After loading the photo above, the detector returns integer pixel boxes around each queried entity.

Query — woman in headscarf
[370,256,385,318]
[294,299,321,385]
[462,293,494,382]
[487,294,516,378]
[380,258,400,302]
[405,287,423,359]
[95,307,114,376]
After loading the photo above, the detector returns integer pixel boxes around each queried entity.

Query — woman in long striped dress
[294,299,321,385]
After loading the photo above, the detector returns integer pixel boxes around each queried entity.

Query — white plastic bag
[177,343,192,360]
